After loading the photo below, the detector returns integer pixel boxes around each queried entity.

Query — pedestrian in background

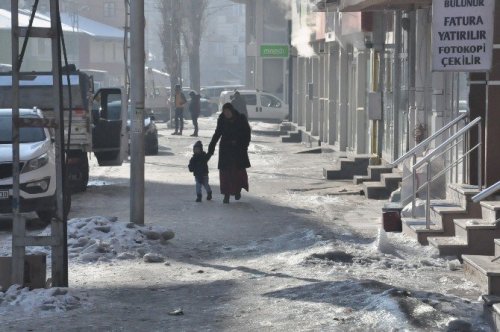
[188,141,212,202]
[208,103,251,204]
[189,91,201,137]
[172,84,187,135]
[230,90,248,119]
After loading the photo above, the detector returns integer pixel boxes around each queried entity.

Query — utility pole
[130,0,145,225]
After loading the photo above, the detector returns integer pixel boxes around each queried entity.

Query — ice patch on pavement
[249,121,280,132]
[284,192,342,208]
[222,229,323,256]
[0,285,82,314]
[264,279,489,331]
[247,143,275,154]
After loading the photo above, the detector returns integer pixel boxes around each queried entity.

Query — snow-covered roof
[59,13,123,39]
[0,9,122,39]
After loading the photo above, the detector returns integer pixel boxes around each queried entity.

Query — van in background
[201,85,244,111]
[219,90,288,122]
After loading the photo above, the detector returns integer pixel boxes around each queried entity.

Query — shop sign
[260,45,289,58]
[432,0,495,71]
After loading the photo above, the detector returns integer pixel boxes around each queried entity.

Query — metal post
[50,0,68,287]
[287,19,293,121]
[412,156,416,219]
[130,0,145,225]
[478,122,482,191]
[10,0,26,286]
[426,162,431,229]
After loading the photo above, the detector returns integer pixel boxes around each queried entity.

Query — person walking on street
[188,141,212,202]
[208,103,251,204]
[189,91,201,137]
[230,90,248,119]
[172,84,187,135]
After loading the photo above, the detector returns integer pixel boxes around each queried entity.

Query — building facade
[289,0,500,197]
[233,0,290,101]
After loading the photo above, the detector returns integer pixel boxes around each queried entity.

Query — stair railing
[472,180,500,203]
[390,113,468,206]
[388,112,468,168]
[411,117,482,227]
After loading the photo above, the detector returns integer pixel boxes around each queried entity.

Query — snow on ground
[0,285,83,315]
[0,216,175,263]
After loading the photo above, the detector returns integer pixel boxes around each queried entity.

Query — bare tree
[158,0,182,93]
[181,0,207,93]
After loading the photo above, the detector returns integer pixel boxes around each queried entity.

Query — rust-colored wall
[469,5,500,187]
[468,73,486,186]
[484,7,500,186]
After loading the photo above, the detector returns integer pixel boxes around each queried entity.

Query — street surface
[0,116,491,331]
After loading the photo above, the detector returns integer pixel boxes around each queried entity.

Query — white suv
[0,108,57,222]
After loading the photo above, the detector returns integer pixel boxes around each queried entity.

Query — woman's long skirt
[220,167,248,195]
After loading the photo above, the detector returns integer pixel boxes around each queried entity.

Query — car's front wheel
[36,192,71,224]
[145,135,159,155]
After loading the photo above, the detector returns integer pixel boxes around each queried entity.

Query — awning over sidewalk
[340,0,431,12]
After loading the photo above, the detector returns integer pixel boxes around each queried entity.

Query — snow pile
[0,285,81,313]
[373,228,395,254]
[45,216,175,263]
[247,143,275,154]
[249,121,280,132]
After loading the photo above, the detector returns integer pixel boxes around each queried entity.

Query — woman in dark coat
[208,103,251,203]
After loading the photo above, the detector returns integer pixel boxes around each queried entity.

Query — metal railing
[388,112,468,168]
[390,113,468,206]
[472,180,500,203]
[410,117,482,227]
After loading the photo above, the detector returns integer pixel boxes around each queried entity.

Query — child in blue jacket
[188,141,213,202]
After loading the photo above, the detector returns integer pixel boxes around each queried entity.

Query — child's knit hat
[193,140,203,151]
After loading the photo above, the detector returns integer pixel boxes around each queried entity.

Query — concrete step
[429,218,500,256]
[482,201,500,224]
[281,131,301,143]
[363,182,393,200]
[491,303,500,330]
[401,197,482,246]
[427,236,468,256]
[402,217,445,245]
[446,183,481,210]
[494,239,500,257]
[353,175,371,185]
[323,155,373,180]
[380,173,402,192]
[429,203,469,235]
[367,165,394,182]
[463,254,500,295]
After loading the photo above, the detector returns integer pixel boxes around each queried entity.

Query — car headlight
[21,153,49,174]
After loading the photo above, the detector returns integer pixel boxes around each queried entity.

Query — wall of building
[201,0,246,86]
[243,0,289,100]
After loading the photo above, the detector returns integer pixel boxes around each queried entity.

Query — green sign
[260,45,289,58]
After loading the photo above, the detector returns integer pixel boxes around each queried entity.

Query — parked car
[219,90,289,122]
[200,85,244,112]
[104,101,159,155]
[0,108,63,223]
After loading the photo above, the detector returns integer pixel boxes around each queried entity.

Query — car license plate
[0,190,8,199]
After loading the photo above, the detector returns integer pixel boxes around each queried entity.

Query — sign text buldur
[432,0,495,71]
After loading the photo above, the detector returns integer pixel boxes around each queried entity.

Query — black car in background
[104,100,159,155]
